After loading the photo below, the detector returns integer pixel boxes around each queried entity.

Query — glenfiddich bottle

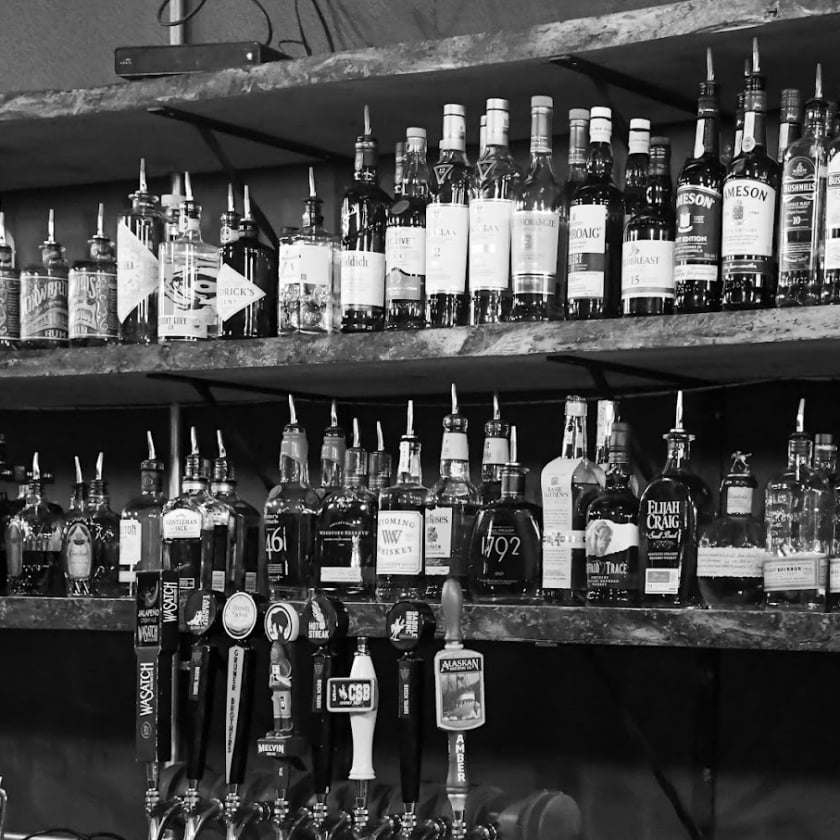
[622,118,651,220]
[567,107,624,319]
[477,394,510,505]
[558,109,589,317]
[675,50,725,313]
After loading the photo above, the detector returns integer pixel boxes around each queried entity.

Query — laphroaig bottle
[558,109,589,318]
[315,401,346,504]
[0,213,19,349]
[477,394,510,505]
[622,118,651,219]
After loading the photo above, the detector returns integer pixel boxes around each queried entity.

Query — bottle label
[159,260,218,340]
[0,271,20,340]
[20,274,68,342]
[340,251,386,308]
[824,159,840,270]
[279,241,332,289]
[426,204,468,294]
[245,571,257,593]
[511,210,560,293]
[779,155,819,273]
[424,507,453,572]
[64,522,93,580]
[441,432,469,462]
[621,240,675,299]
[68,269,118,340]
[540,457,583,589]
[162,509,202,540]
[385,227,426,303]
[725,486,753,515]
[567,204,607,299]
[119,519,142,584]
[117,222,159,323]
[317,522,372,584]
[640,496,688,584]
[6,522,22,578]
[673,184,722,283]
[211,570,226,592]
[644,567,680,595]
[697,547,765,578]
[468,199,513,291]
[482,437,509,466]
[220,225,239,246]
[721,179,776,258]
[216,262,266,322]
[830,558,840,594]
[585,521,639,591]
[764,554,826,592]
[376,511,423,575]
[264,516,288,579]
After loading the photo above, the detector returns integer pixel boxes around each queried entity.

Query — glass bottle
[585,422,640,606]
[469,98,522,325]
[477,393,510,505]
[63,456,94,597]
[820,435,840,611]
[315,400,346,504]
[394,141,406,196]
[375,400,426,602]
[0,213,20,349]
[220,183,241,246]
[823,90,840,304]
[511,96,562,322]
[729,92,745,166]
[777,89,803,164]
[567,107,624,319]
[161,174,186,242]
[426,104,471,328]
[622,137,676,316]
[340,105,390,333]
[622,118,651,220]
[424,384,480,599]
[368,421,392,494]
[158,173,220,342]
[541,395,604,604]
[469,426,541,602]
[87,453,121,597]
[594,399,618,473]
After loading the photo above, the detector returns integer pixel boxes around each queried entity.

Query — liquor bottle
[425,384,480,599]
[511,96,562,322]
[394,141,406,196]
[674,49,726,313]
[622,137,676,316]
[820,436,840,611]
[567,107,624,319]
[340,105,390,332]
[585,422,640,606]
[375,400,426,602]
[218,185,277,339]
[63,456,93,596]
[765,399,831,610]
[541,395,604,604]
[469,426,541,602]
[777,89,802,164]
[477,393,510,505]
[279,168,340,334]
[594,399,618,472]
[386,127,429,329]
[724,92,745,167]
[158,173,220,342]
[368,421,392,493]
[119,431,166,591]
[86,452,121,596]
[161,174,186,242]
[0,213,20,349]
[118,159,164,344]
[721,40,780,310]
[697,451,766,608]
[316,401,346,503]
[777,67,829,307]
[469,98,522,324]
[479,114,487,155]
[823,98,840,304]
[263,395,319,599]
[426,104,471,328]
[622,118,651,219]
[20,209,69,349]
[220,183,241,245]
[69,203,119,346]
[315,418,377,598]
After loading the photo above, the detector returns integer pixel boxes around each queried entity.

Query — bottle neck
[663,433,693,470]
[788,435,814,468]
[693,106,720,159]
[741,89,768,153]
[561,415,588,460]
[440,431,471,479]
[586,142,614,181]
[396,438,423,485]
[279,454,309,485]
[499,467,527,500]
[568,121,588,167]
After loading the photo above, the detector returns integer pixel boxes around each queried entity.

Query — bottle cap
[486,98,509,112]
[569,108,590,122]
[564,395,587,418]
[406,126,426,140]
[590,106,611,120]
[630,118,651,130]
[815,433,835,446]
[444,103,465,116]
[531,95,553,109]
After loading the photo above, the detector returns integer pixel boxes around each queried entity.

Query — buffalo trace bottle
[558,109,589,317]
[510,95,562,322]
[315,401,346,504]
[567,107,624,319]
[622,118,651,220]
[477,394,510,505]
[697,451,765,608]
[0,213,19,349]
[585,422,640,606]
[340,105,390,332]
[541,396,604,605]
[622,138,676,316]
[426,104,471,328]
[675,49,726,313]
[375,401,426,602]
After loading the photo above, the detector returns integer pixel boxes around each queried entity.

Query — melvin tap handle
[398,654,424,808]
[186,640,216,784]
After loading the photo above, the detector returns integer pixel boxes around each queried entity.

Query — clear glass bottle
[161,174,186,242]
[0,213,20,349]
[315,401,346,504]
[63,456,94,597]
[394,141,406,196]
[220,183,241,246]
[777,88,803,164]
[87,453,122,597]
[477,394,510,505]
[368,421,392,494]
[622,118,651,219]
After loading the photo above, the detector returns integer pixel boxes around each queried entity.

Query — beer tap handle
[347,638,378,785]
[186,640,215,784]
[270,640,294,733]
[311,648,335,797]
[398,654,424,808]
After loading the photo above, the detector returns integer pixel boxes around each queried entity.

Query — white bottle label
[541,457,584,589]
[585,520,639,556]
[721,179,776,258]
[376,511,423,575]
[117,222,160,323]
[340,251,385,308]
[621,240,675,299]
[764,554,826,592]
[824,158,840,270]
[830,557,840,593]
[725,487,753,515]
[279,242,332,289]
[162,509,202,540]
[386,227,426,276]
[644,567,680,595]
[482,437,509,466]
[320,565,363,583]
[567,204,607,299]
[65,522,93,580]
[425,507,453,570]
[440,432,469,461]
[119,519,142,584]
[216,262,266,321]
[469,199,513,291]
[426,204,468,294]
[212,570,226,591]
[696,547,765,578]
[159,262,218,339]
[511,210,560,292]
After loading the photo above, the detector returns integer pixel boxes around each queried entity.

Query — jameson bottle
[426,104,471,328]
[118,159,164,344]
[558,109,589,318]
[386,127,429,329]
[622,138,676,316]
[675,49,725,313]
[777,88,803,164]
[469,98,522,324]
[567,107,624,319]
[340,105,390,332]
[777,67,829,307]
[0,213,20,349]
[315,401,346,503]
[478,393,510,505]
[622,118,651,219]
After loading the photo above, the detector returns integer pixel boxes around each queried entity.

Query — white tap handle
[348,641,378,781]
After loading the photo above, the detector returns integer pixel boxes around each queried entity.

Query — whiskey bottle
[585,422,640,606]
[675,50,725,313]
[764,399,831,610]
[375,401,426,602]
[477,393,510,505]
[819,436,840,611]
[425,384,480,599]
[426,104,471,328]
[469,98,521,324]
[777,68,829,307]
[368,421,393,493]
[394,141,406,196]
[86,452,121,597]
[0,214,20,349]
[219,184,241,245]
[118,159,164,344]
[622,137,676,316]
[510,95,561,322]
[823,106,840,304]
[263,395,319,599]
[63,456,94,596]
[777,88,802,164]
[567,107,624,319]
[697,451,766,608]
[316,418,377,598]
[386,127,429,329]
[315,401,346,503]
[728,92,745,165]
[622,118,651,219]
[541,395,604,604]
[722,40,780,310]
[469,426,541,602]
[69,203,119,346]
[340,106,390,332]
[594,399,618,472]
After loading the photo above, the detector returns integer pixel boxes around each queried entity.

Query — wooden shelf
[0,596,133,631]
[2,0,840,190]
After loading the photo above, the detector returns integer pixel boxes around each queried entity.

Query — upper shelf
[2,0,840,190]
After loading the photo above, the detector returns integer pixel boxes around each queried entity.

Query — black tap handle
[398,654,424,806]
[310,648,334,796]
[226,642,256,786]
[186,640,215,783]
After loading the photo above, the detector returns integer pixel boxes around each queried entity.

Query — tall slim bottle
[777,89,803,164]
[558,109,589,318]
[622,118,651,219]
[477,394,510,505]
[0,213,20,349]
